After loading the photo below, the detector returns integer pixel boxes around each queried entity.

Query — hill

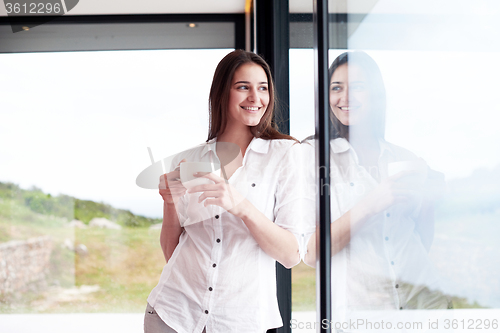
[0,181,160,233]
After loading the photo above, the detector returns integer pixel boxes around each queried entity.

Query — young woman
[144,50,303,333]
[303,51,450,320]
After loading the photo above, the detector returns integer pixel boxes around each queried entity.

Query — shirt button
[350,182,354,186]
[386,213,391,217]
[385,237,389,241]
[212,263,217,268]
[205,310,209,314]
[391,261,394,265]
[400,307,403,310]
[209,287,213,291]
[215,215,219,219]
[251,183,256,187]
[216,238,221,243]
[395,284,399,288]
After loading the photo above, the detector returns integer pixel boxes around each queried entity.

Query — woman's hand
[190,172,299,268]
[360,170,418,216]
[188,172,247,217]
[159,159,187,205]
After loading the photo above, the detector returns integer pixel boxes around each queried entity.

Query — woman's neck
[348,129,381,166]
[217,126,254,158]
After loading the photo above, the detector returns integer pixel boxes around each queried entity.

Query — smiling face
[226,62,269,131]
[329,63,371,126]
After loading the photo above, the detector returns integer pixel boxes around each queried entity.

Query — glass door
[311,0,500,332]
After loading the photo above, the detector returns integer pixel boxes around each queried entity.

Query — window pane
[0,49,230,321]
[327,0,500,330]
[289,7,317,331]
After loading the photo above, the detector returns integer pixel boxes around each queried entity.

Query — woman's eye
[259,86,268,91]
[331,85,342,92]
[351,84,365,91]
[237,86,249,90]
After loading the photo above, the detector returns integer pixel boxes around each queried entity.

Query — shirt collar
[200,138,217,158]
[331,137,395,169]
[330,137,351,154]
[330,137,392,155]
[378,138,394,158]
[200,137,270,157]
[247,137,270,154]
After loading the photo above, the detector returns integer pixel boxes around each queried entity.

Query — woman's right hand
[159,159,187,205]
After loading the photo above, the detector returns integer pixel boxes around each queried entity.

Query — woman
[145,50,302,333]
[303,51,450,321]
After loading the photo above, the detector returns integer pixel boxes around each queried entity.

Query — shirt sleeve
[300,141,317,260]
[273,141,316,261]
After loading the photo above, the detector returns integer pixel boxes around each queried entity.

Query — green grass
[0,181,163,313]
[0,225,164,313]
[72,227,164,312]
[292,262,316,311]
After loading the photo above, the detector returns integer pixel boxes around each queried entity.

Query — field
[1,181,486,314]
[0,182,316,313]
[1,223,316,313]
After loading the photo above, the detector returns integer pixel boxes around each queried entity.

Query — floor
[0,312,316,333]
[1,309,498,332]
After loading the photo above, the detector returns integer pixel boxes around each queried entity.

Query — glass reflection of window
[323,0,500,330]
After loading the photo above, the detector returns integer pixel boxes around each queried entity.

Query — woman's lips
[241,106,262,112]
[337,106,359,111]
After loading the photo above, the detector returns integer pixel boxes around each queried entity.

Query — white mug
[179,162,220,190]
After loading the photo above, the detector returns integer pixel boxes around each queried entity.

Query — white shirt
[303,138,449,323]
[147,137,303,333]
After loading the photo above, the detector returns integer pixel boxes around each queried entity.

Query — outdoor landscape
[1,163,498,314]
[0,181,163,313]
[0,181,316,313]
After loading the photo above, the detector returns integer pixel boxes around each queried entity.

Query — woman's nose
[339,87,349,102]
[247,88,258,102]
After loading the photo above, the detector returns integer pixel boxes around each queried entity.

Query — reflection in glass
[302,1,500,331]
[304,51,457,331]
[327,51,450,316]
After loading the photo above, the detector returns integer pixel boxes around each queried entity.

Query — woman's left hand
[187,172,247,217]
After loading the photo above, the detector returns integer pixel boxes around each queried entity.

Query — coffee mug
[388,159,428,189]
[180,162,221,190]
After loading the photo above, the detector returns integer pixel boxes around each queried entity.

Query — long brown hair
[207,50,296,142]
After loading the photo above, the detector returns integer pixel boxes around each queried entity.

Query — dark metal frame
[313,0,332,332]
[290,13,364,49]
[0,14,245,52]
[255,0,291,136]
[257,2,336,332]
[255,2,292,333]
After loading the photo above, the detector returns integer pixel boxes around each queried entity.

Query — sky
[2,3,500,219]
[0,49,229,218]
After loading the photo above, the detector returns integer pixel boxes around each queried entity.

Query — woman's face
[329,63,371,126]
[227,62,269,129]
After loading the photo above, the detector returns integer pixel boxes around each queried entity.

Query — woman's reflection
[304,51,451,322]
